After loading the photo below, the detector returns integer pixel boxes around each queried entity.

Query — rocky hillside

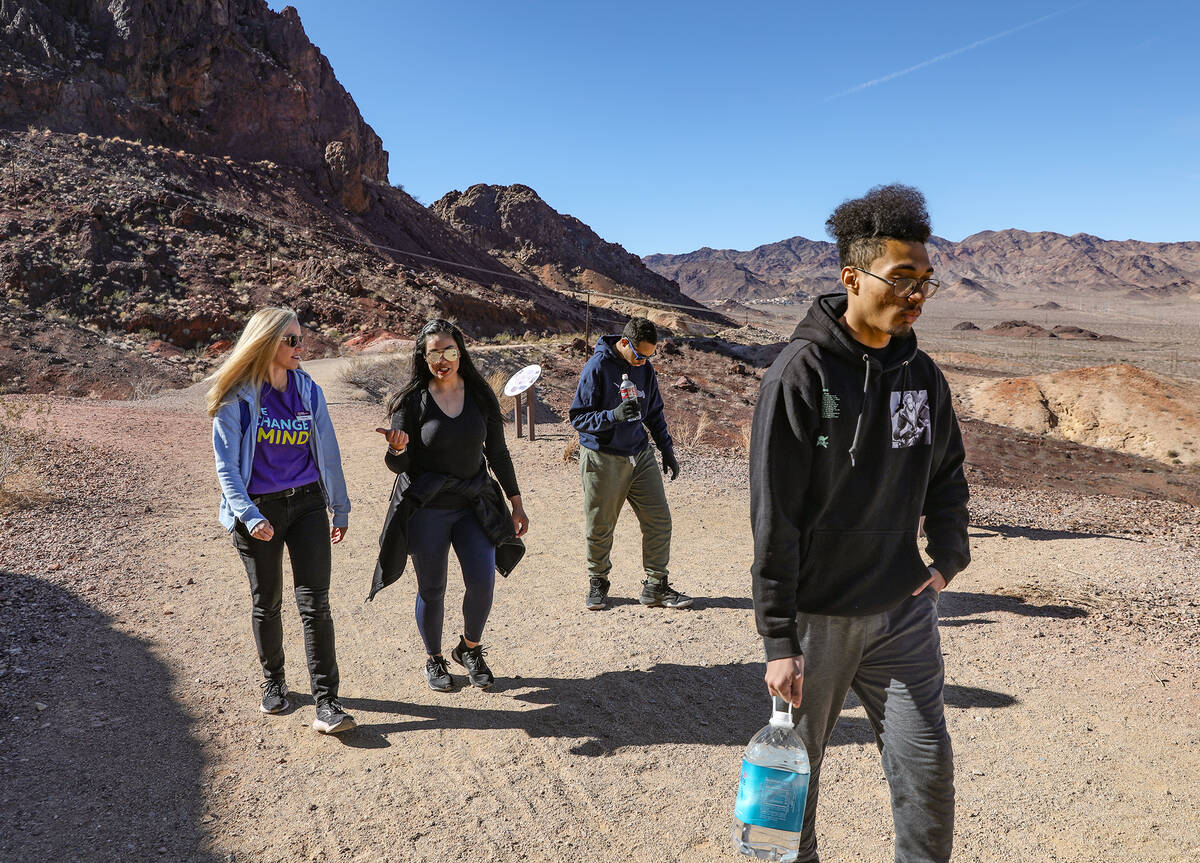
[0,1,621,396]
[431,184,729,330]
[959,364,1200,467]
[646,230,1200,302]
[1,0,387,213]
[0,128,607,397]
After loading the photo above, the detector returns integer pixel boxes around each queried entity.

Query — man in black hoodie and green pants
[750,185,970,863]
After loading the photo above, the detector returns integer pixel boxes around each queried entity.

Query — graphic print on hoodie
[749,293,969,659]
[569,335,674,459]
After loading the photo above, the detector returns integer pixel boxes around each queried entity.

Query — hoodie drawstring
[847,355,872,467]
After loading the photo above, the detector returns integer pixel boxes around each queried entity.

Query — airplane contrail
[824,4,1088,102]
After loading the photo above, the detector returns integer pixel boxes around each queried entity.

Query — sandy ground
[2,357,1199,863]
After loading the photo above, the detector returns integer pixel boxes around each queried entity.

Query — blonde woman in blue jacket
[208,307,355,734]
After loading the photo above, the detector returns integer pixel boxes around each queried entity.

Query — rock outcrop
[961,364,1200,466]
[431,184,723,324]
[1,0,384,213]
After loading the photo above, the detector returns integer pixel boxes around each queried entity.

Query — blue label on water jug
[734,760,808,833]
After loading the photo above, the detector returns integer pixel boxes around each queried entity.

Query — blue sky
[271,0,1197,255]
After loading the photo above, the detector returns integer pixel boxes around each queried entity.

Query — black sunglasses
[282,334,302,347]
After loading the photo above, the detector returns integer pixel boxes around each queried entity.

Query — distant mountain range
[645,230,1200,302]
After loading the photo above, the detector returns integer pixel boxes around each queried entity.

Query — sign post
[503,365,542,442]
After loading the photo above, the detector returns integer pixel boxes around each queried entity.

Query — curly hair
[825,184,931,268]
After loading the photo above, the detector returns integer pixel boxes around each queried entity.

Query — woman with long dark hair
[209,307,355,734]
[371,319,528,691]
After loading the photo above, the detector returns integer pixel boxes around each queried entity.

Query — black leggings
[231,487,339,701]
[408,506,496,655]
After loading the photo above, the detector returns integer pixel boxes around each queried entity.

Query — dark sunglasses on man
[626,341,656,362]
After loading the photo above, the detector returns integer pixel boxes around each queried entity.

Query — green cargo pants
[580,444,671,582]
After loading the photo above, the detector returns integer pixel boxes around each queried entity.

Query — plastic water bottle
[732,697,810,862]
[618,373,641,421]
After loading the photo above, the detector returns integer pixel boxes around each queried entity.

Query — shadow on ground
[338,662,1016,755]
[970,523,1141,542]
[938,590,1089,622]
[0,571,217,862]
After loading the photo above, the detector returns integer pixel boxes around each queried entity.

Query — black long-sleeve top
[385,386,520,509]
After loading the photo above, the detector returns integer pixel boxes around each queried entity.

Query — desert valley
[1,2,1197,862]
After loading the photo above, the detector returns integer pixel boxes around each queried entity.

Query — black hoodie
[750,293,970,660]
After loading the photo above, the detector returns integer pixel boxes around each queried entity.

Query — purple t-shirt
[247,378,321,495]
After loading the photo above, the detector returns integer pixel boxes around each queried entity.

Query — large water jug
[732,697,810,862]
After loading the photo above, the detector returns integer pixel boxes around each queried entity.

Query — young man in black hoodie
[569,317,691,610]
[750,185,970,863]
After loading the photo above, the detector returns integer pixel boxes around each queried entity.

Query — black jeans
[231,486,339,702]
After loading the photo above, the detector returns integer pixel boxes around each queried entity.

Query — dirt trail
[1,361,1198,862]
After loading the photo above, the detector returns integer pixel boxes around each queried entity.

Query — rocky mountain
[0,1,620,396]
[646,230,1200,302]
[0,0,388,213]
[431,184,728,329]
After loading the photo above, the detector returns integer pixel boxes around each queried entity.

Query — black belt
[252,481,321,506]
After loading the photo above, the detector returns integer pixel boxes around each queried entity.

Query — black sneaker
[585,576,610,611]
[639,578,693,608]
[425,655,454,692]
[451,636,495,689]
[312,698,355,734]
[260,679,289,714]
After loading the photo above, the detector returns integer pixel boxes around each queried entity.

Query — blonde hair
[205,307,298,417]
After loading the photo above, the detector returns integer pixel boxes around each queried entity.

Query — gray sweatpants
[794,589,954,863]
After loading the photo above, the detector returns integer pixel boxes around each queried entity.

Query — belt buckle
[283,486,296,498]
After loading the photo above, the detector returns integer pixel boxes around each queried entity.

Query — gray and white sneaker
[260,679,289,714]
[639,578,693,609]
[425,655,454,692]
[451,636,495,689]
[585,576,610,611]
[312,698,355,734]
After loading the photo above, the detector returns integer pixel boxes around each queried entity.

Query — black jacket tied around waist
[368,466,525,601]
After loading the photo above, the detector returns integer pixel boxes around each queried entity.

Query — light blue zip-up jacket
[212,368,351,533]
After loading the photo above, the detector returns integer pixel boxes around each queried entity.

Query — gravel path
[1,372,1197,862]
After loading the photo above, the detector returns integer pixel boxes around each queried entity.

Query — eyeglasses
[628,342,657,362]
[853,267,941,299]
[426,347,460,363]
[282,334,302,347]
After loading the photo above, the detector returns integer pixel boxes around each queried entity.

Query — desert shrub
[487,370,515,422]
[738,422,753,454]
[129,372,164,400]
[0,399,51,495]
[674,411,712,449]
[340,356,411,406]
